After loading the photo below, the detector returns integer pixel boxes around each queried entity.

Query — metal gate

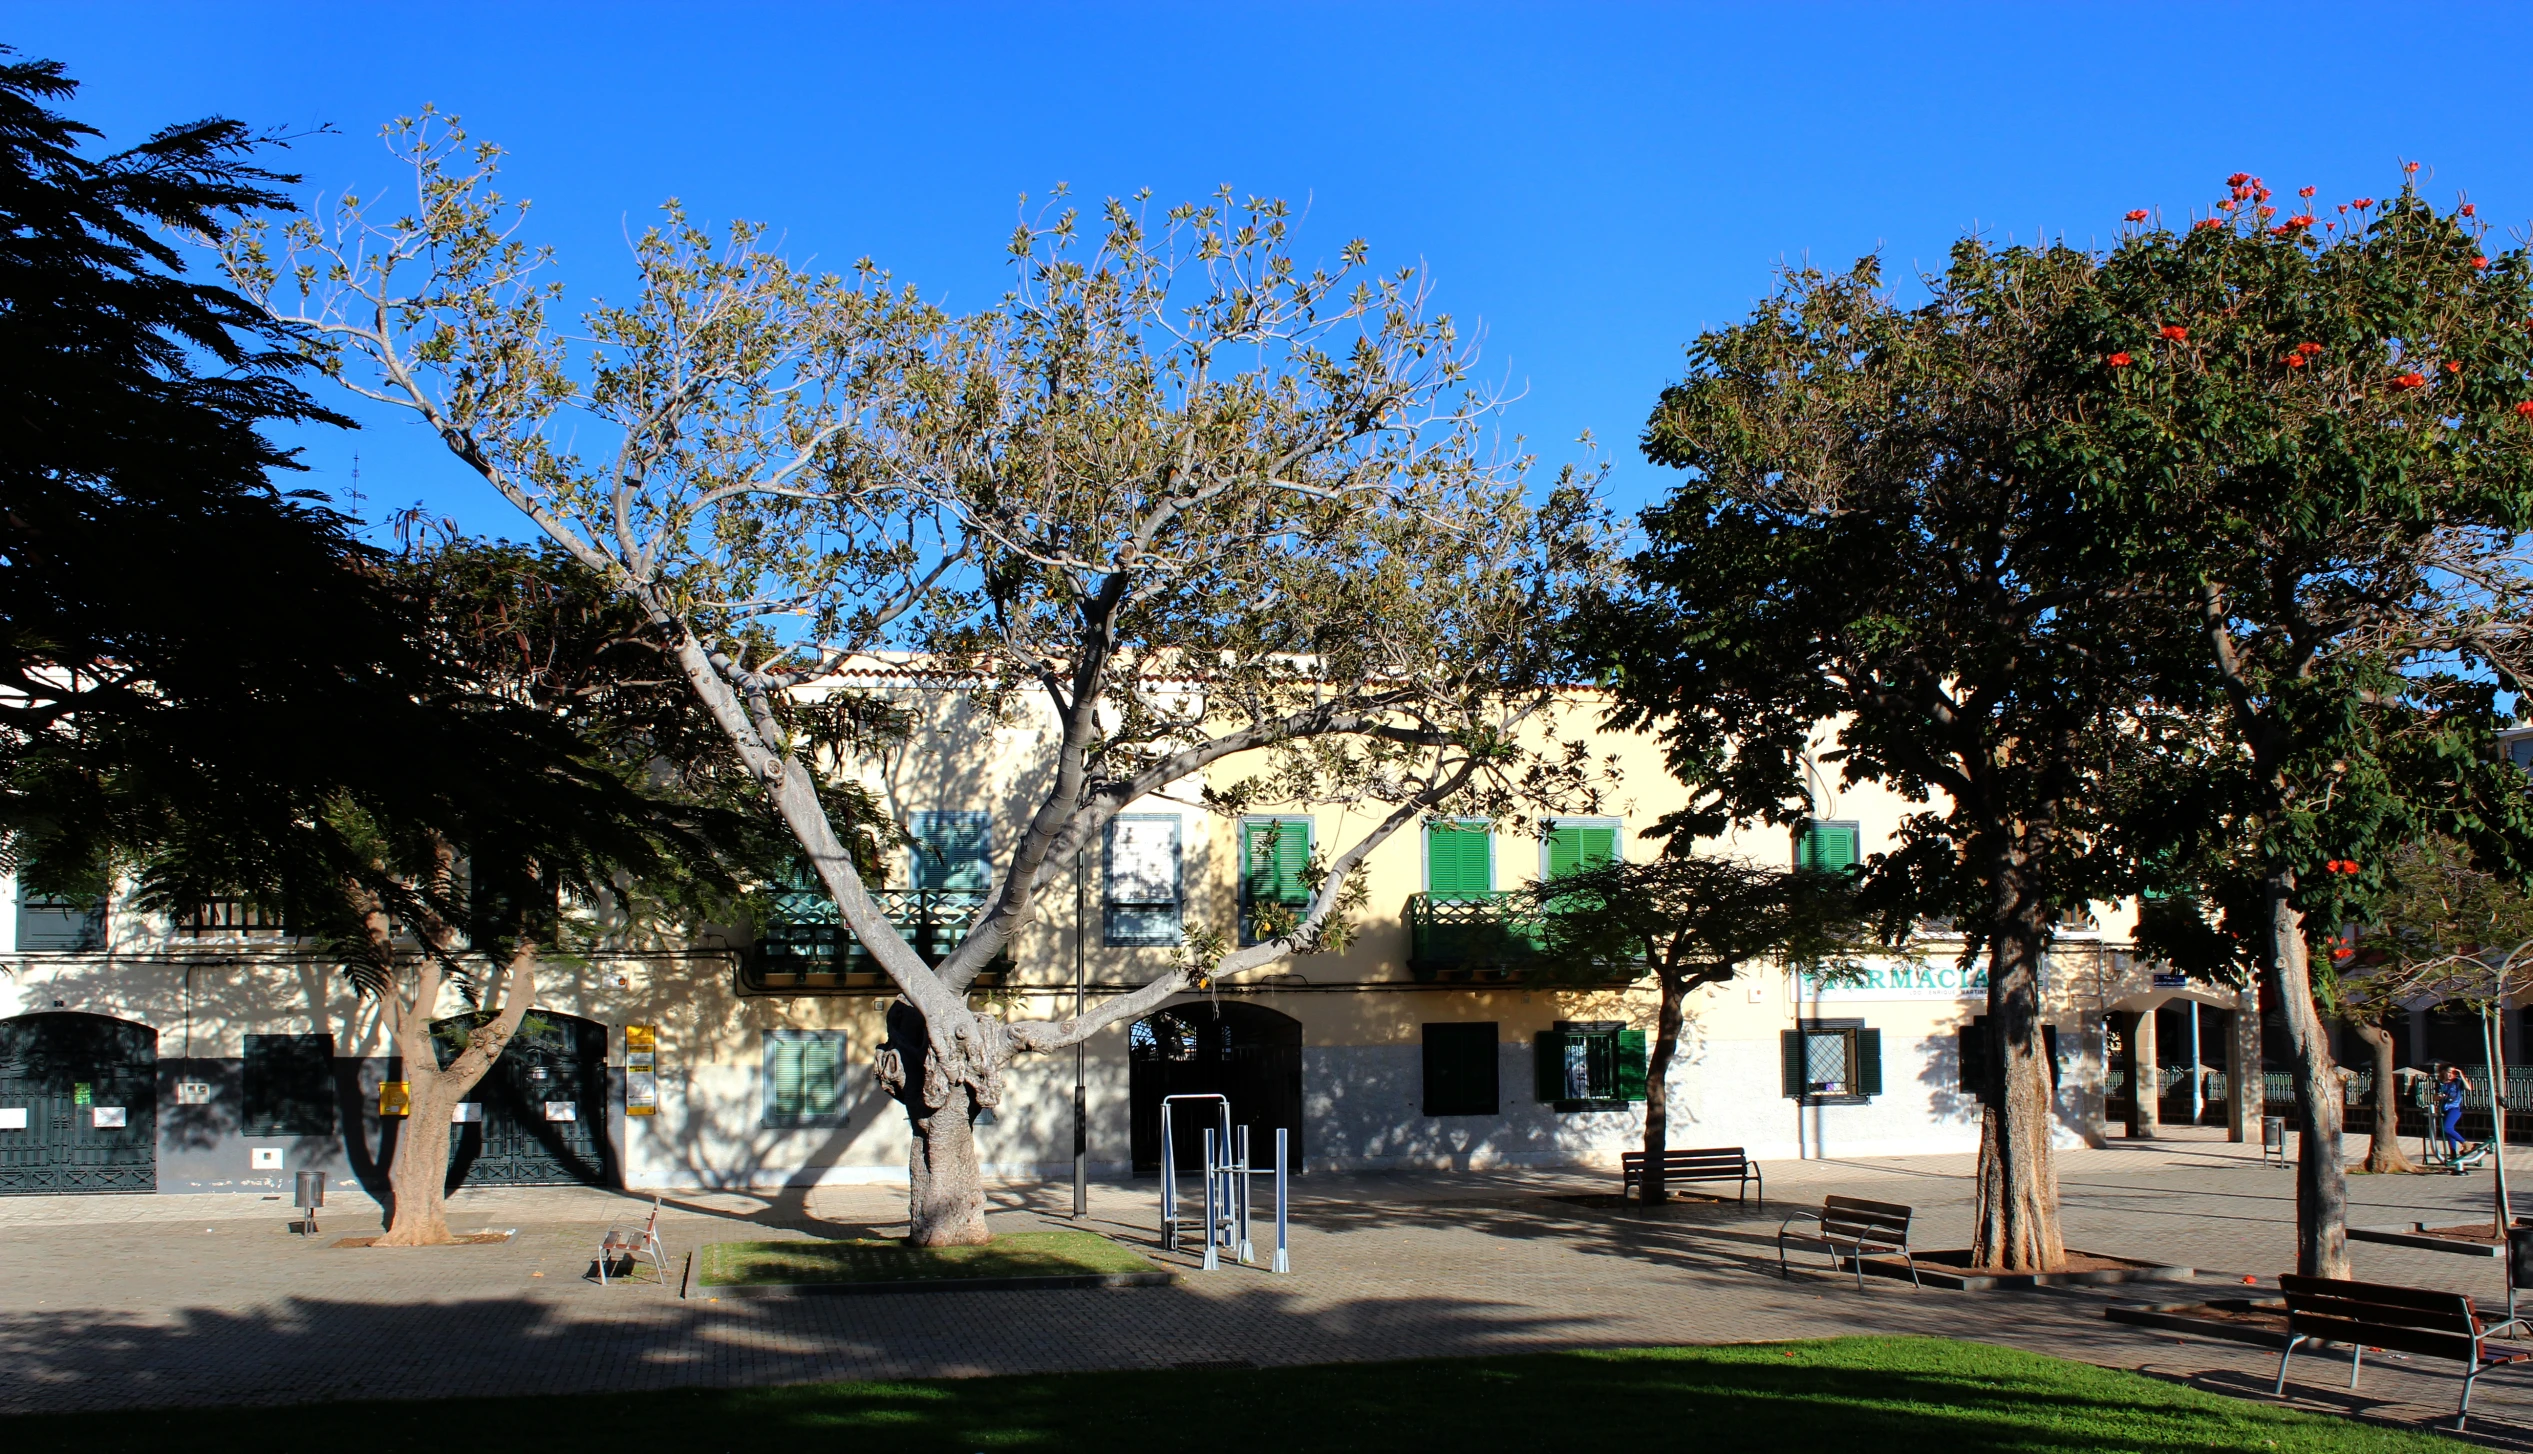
[432,1010,614,1189]
[0,1012,157,1194]
[1129,1002,1303,1176]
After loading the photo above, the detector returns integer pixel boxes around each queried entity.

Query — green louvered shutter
[801,1034,841,1116]
[1426,823,1493,901]
[769,1037,805,1119]
[1856,1028,1884,1096]
[1799,820,1860,874]
[1615,1029,1648,1102]
[1241,818,1312,906]
[1545,823,1619,880]
[1781,1031,1807,1098]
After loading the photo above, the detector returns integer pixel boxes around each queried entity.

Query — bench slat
[2288,1314,2478,1363]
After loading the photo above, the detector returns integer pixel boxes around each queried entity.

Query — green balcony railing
[1406,892,1644,984]
[743,888,1009,994]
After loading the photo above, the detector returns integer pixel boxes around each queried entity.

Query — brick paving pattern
[6,1131,2533,1444]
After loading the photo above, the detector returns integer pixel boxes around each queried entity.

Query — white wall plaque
[175,1081,212,1106]
[451,1102,483,1123]
[544,1101,577,1122]
[250,1146,284,1169]
[91,1106,126,1128]
[0,1107,26,1130]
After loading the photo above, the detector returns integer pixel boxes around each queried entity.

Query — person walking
[2436,1063,2475,1171]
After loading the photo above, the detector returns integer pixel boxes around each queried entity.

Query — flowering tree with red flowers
[2083,169,2533,1277]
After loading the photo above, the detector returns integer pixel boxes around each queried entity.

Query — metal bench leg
[2348,1343,2363,1390]
[1902,1250,1919,1290]
[2274,1335,2304,1397]
[2459,1363,2478,1430]
[1777,1232,1790,1280]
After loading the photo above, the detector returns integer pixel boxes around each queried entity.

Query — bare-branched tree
[224,114,1616,1243]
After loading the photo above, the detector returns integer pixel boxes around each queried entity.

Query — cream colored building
[0,684,2255,1197]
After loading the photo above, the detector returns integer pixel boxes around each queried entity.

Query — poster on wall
[377,1080,411,1117]
[624,1023,659,1116]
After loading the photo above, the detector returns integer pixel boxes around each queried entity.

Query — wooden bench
[1777,1195,1916,1290]
[1621,1147,1762,1205]
[2275,1274,2533,1429]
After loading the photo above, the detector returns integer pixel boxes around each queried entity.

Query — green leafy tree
[1523,851,1877,1203]
[2077,169,2533,1275]
[1606,244,2182,1270]
[230,117,1617,1244]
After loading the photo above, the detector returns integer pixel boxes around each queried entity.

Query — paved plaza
[7,1131,2533,1443]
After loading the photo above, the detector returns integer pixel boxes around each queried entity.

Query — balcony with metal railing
[174,898,292,940]
[740,888,1012,995]
[1405,892,1644,985]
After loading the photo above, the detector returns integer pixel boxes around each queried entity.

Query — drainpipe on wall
[1073,843,1088,1219]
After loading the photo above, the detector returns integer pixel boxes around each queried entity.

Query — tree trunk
[1970,859,2065,1272]
[2265,875,2348,1278]
[1639,968,1687,1204]
[877,999,995,1246]
[375,948,538,1248]
[2348,1018,2419,1175]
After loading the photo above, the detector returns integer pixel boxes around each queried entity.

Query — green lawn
[3,1337,2472,1452]
[697,1228,1162,1286]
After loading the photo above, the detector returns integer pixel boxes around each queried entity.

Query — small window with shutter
[244,1033,337,1135]
[1533,1020,1647,1110]
[1422,1023,1500,1116]
[1239,816,1314,945]
[1780,1018,1881,1104]
[1542,819,1622,881]
[1797,819,1862,875]
[763,1030,848,1126]
[1104,814,1183,946]
[1424,821,1494,900]
[908,810,994,893]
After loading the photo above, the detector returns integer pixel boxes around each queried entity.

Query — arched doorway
[0,1011,157,1194]
[1129,1002,1302,1175]
[431,1010,615,1189]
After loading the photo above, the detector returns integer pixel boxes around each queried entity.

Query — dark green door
[0,1012,157,1194]
[432,1011,614,1189]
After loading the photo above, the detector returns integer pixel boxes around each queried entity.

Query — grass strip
[1,1336,2473,1452]
[697,1228,1159,1286]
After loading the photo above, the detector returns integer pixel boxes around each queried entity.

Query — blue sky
[15,3,2533,537]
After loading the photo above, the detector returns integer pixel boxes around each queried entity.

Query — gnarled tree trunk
[877,999,1000,1245]
[2347,1018,2419,1175]
[2266,875,2348,1277]
[1638,965,1690,1204]
[1971,855,2065,1272]
[376,945,539,1247]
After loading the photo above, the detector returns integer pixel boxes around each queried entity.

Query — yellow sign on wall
[624,1024,658,1117]
[377,1081,411,1117]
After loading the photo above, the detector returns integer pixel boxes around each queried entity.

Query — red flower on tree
[2515,401,2533,417]
[2447,361,2463,373]
[2298,186,2317,198]
[2297,342,2323,355]
[2392,372,2427,390]
[2193,218,2223,231]
[2107,352,2133,367]
[2227,171,2251,186]
[2463,203,2478,216]
[2284,354,2306,368]
[2353,197,2375,209]
[2160,325,2188,341]
[2475,256,2492,269]
[2125,209,2149,222]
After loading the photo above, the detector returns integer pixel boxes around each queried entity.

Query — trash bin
[2261,1115,2288,1166]
[294,1169,324,1236]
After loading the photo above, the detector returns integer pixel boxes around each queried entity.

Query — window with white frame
[1105,814,1183,946]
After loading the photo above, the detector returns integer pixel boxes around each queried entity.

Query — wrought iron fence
[746,888,1008,992]
[174,898,290,937]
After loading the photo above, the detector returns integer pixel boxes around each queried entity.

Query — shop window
[1534,1020,1646,1110]
[1422,1022,1500,1115]
[1781,1018,1882,1103]
[244,1033,337,1135]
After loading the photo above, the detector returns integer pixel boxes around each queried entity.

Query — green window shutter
[1545,823,1618,881]
[1426,823,1493,900]
[1615,1028,1648,1102]
[802,1034,841,1116]
[1960,1017,1992,1106]
[1798,820,1860,874]
[911,811,993,892]
[1534,1031,1570,1103]
[1781,1031,1807,1099]
[1422,1023,1500,1116]
[769,1037,805,1118]
[1856,1028,1884,1096]
[1242,818,1313,906]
